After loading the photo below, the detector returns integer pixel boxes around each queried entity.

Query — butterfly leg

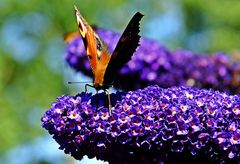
[85,84,94,92]
[104,89,112,115]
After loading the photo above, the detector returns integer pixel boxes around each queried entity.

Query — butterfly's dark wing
[103,12,144,86]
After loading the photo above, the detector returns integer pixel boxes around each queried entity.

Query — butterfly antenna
[68,81,92,84]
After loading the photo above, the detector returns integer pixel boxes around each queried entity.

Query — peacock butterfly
[66,5,143,111]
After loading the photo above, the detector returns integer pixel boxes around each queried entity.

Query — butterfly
[67,5,143,110]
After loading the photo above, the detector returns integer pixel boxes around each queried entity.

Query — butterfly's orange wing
[74,6,111,89]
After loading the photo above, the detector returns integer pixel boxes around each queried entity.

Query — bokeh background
[0,0,240,164]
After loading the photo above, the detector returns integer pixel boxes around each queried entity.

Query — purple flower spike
[42,85,240,163]
[65,28,240,94]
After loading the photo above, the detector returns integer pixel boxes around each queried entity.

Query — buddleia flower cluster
[65,28,240,94]
[41,85,240,163]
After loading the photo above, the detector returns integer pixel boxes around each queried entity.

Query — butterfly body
[73,5,143,91]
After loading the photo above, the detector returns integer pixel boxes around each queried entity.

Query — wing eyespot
[95,36,103,59]
[96,37,103,51]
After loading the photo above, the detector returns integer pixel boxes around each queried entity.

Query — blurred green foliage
[0,0,240,159]
[181,0,240,53]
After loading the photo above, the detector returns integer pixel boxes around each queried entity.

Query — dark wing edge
[103,12,144,86]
